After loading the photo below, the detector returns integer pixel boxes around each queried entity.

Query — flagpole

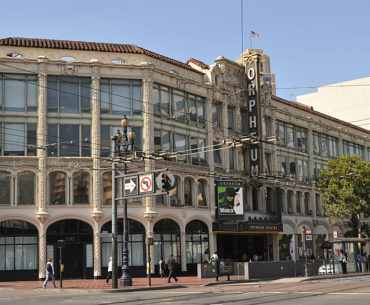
[250,31,252,49]
[241,0,244,53]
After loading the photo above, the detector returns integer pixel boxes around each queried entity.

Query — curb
[104,284,185,293]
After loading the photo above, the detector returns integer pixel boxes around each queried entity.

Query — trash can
[361,262,367,272]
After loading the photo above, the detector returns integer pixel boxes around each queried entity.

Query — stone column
[144,215,156,274]
[38,225,46,280]
[36,57,49,223]
[180,231,187,272]
[94,231,101,278]
[90,65,104,220]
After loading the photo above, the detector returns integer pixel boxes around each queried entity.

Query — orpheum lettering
[246,59,262,177]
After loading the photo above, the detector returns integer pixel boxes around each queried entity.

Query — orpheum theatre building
[0,37,369,281]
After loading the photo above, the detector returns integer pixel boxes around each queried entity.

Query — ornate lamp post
[112,115,136,287]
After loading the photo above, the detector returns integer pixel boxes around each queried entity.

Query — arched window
[266,187,273,213]
[0,220,38,271]
[287,190,293,213]
[18,171,35,205]
[153,219,180,266]
[280,189,285,212]
[103,172,112,205]
[73,171,89,204]
[252,187,259,211]
[101,219,146,267]
[185,220,209,265]
[169,176,180,206]
[184,178,193,207]
[296,191,302,214]
[197,180,207,207]
[49,171,66,205]
[0,171,11,205]
[315,194,321,216]
[304,193,311,215]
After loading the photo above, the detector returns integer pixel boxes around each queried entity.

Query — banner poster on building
[216,181,244,216]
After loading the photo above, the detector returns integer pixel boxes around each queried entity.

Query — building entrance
[217,234,268,262]
[46,219,93,279]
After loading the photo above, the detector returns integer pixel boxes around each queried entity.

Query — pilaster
[36,57,49,222]
[90,65,104,220]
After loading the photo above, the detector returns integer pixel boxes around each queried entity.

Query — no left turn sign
[139,173,154,193]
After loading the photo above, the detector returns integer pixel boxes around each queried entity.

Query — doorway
[47,219,93,279]
[217,234,268,262]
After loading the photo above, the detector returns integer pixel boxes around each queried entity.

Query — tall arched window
[252,187,259,211]
[18,171,35,205]
[287,190,293,213]
[73,171,89,204]
[266,187,273,213]
[49,171,66,205]
[185,220,209,265]
[197,180,207,207]
[296,191,302,214]
[153,219,180,266]
[101,219,146,267]
[304,192,311,215]
[0,171,11,205]
[184,178,193,207]
[103,172,112,205]
[315,194,321,216]
[169,176,180,206]
[0,220,38,271]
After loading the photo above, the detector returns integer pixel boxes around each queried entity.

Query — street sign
[306,234,312,240]
[139,173,154,194]
[305,229,312,235]
[124,176,138,196]
[333,230,338,238]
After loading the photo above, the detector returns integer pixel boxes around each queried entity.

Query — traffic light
[156,172,176,191]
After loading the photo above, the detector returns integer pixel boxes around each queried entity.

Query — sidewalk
[0,276,235,293]
[1,272,369,295]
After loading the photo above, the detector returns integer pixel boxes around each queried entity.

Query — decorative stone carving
[91,210,104,222]
[36,211,49,223]
[144,210,158,223]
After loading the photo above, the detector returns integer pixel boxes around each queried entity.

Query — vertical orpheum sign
[246,55,262,176]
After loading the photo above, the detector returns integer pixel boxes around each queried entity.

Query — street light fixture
[111,115,136,287]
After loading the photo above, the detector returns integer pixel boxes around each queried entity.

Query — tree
[315,154,370,239]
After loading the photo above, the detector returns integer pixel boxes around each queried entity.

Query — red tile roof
[186,58,209,70]
[0,37,202,74]
[272,95,370,134]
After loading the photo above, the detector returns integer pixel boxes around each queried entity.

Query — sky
[1,0,370,103]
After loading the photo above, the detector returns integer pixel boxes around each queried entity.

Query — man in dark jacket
[167,254,178,283]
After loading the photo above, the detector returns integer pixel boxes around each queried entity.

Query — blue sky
[1,0,370,102]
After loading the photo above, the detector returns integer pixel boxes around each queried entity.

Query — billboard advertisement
[216,181,244,216]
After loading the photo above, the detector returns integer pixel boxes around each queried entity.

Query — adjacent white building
[297,77,370,130]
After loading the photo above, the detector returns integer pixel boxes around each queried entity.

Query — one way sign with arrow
[123,176,138,196]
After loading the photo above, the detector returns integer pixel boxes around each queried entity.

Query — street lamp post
[112,115,135,287]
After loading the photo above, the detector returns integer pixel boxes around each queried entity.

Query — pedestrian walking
[106,256,112,284]
[159,256,166,279]
[43,258,57,288]
[339,250,347,274]
[210,250,219,281]
[167,254,178,283]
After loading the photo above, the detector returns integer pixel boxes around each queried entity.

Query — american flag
[251,31,260,37]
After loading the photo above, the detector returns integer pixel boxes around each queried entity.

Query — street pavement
[1,272,370,301]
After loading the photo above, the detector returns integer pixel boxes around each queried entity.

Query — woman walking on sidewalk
[106,257,112,284]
